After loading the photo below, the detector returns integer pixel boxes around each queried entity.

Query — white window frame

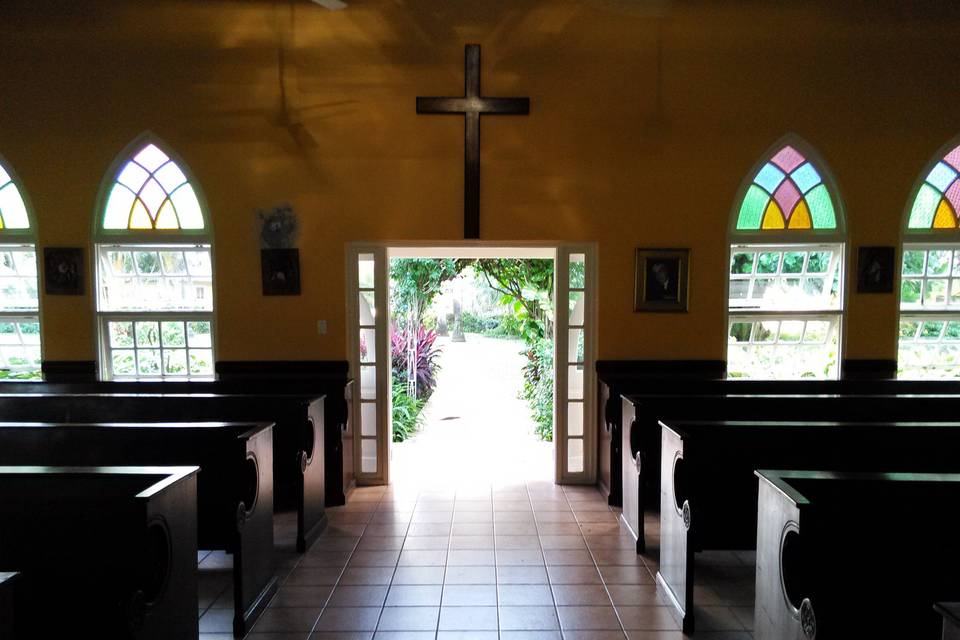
[897,243,960,378]
[726,243,844,380]
[93,135,215,381]
[0,155,42,381]
[725,136,847,379]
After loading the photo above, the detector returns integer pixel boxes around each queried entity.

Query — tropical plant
[521,337,555,441]
[390,258,461,323]
[392,380,425,442]
[391,324,443,400]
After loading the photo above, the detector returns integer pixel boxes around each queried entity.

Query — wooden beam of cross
[417,44,530,239]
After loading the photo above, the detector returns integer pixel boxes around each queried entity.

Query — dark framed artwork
[43,247,84,295]
[635,248,690,312]
[857,246,895,294]
[261,248,301,295]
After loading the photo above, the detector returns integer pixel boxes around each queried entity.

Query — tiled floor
[198,485,756,639]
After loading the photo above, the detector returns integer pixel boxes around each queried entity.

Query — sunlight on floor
[392,334,554,490]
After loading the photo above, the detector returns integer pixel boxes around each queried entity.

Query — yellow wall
[1,1,958,365]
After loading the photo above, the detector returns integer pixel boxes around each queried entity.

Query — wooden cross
[417,44,530,239]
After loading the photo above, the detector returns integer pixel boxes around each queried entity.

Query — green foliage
[521,337,554,441]
[390,258,461,320]
[473,259,554,343]
[392,379,425,442]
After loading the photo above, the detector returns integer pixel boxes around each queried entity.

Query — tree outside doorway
[388,258,556,450]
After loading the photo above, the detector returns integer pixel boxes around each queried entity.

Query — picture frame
[261,248,301,296]
[856,246,895,294]
[634,248,689,312]
[43,247,84,295]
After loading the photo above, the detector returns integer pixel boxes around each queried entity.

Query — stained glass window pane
[791,163,821,194]
[0,183,29,229]
[736,185,769,230]
[928,162,958,192]
[909,184,942,229]
[755,163,785,193]
[805,184,836,229]
[735,146,838,233]
[102,144,205,231]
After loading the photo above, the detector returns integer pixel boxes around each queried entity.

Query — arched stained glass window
[102,144,204,231]
[735,145,838,231]
[0,158,41,380]
[907,144,960,230]
[899,141,960,378]
[727,139,845,379]
[95,137,214,380]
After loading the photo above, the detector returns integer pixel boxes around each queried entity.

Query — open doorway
[388,257,555,486]
[347,244,596,488]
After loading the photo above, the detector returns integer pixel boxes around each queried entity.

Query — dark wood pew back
[756,470,960,639]
[622,393,960,551]
[0,466,199,639]
[598,372,960,506]
[0,422,276,636]
[0,391,326,552]
[658,419,960,633]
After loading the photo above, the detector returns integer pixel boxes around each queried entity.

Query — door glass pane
[567,365,583,400]
[359,292,376,325]
[567,439,584,473]
[361,402,377,436]
[360,365,377,399]
[359,254,375,289]
[361,439,377,473]
[569,253,585,288]
[568,292,584,324]
[568,329,584,363]
[567,402,584,436]
[360,328,376,364]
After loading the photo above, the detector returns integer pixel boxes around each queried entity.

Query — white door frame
[346,241,598,486]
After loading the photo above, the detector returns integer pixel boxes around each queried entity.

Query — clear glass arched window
[727,138,845,379]
[898,141,960,378]
[0,159,40,380]
[94,138,214,380]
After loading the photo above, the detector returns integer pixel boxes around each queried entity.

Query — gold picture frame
[634,248,689,312]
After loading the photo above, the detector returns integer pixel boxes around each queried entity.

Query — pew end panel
[620,395,643,552]
[936,603,960,640]
[0,466,200,640]
[0,572,17,640]
[754,470,807,640]
[299,396,328,552]
[656,423,694,634]
[755,470,960,639]
[234,424,279,636]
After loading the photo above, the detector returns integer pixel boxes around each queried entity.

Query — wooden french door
[347,243,596,486]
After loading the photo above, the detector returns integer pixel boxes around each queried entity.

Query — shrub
[392,379,425,442]
[391,324,442,400]
[521,337,554,441]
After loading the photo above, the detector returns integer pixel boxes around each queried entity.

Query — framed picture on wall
[261,248,301,295]
[635,248,689,312]
[856,246,895,294]
[43,247,84,295]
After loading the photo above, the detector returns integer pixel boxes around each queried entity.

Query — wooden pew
[0,572,17,640]
[756,470,960,639]
[657,419,960,633]
[0,466,199,639]
[621,393,960,551]
[2,372,355,509]
[0,421,276,636]
[597,371,960,507]
[0,390,326,552]
[935,603,960,640]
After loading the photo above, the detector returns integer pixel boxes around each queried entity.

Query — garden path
[392,334,554,488]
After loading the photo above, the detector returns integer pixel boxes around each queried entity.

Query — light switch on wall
[317,320,327,335]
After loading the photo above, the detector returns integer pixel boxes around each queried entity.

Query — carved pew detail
[0,466,199,639]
